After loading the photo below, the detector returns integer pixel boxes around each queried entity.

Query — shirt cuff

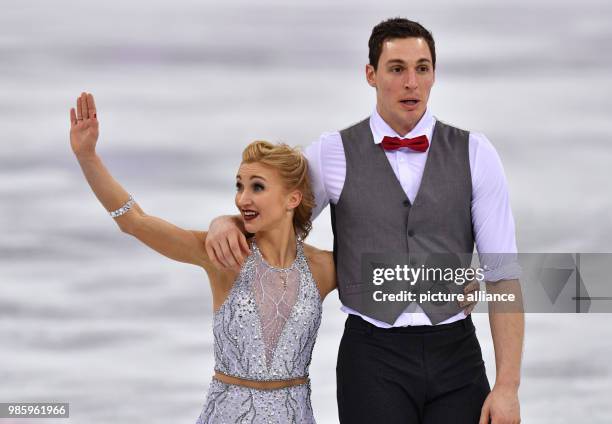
[480,253,522,282]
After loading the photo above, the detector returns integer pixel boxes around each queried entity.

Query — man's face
[366,37,435,136]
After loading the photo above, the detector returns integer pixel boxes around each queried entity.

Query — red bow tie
[380,135,429,152]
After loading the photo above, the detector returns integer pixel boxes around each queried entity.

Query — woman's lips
[242,210,259,221]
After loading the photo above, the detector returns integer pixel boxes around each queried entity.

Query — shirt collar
[370,107,436,145]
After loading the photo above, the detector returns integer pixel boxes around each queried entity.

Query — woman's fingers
[76,96,83,120]
[74,92,96,122]
[87,93,97,119]
[70,108,77,127]
[80,92,89,119]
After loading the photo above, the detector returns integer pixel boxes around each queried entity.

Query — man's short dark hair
[368,18,436,70]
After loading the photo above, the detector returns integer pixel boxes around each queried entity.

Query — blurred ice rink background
[1,0,611,422]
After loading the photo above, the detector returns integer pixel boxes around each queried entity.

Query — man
[205,18,523,424]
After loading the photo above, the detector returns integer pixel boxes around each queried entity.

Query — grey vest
[331,118,474,325]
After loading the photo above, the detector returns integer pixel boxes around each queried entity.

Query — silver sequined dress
[196,238,322,423]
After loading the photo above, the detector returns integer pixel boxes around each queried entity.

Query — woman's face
[235,162,301,234]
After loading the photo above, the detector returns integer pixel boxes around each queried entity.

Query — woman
[70,92,334,423]
[69,92,477,423]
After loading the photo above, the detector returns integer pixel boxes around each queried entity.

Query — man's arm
[469,132,523,423]
[480,279,524,424]
[204,214,250,271]
[302,135,332,220]
[488,279,524,387]
[205,134,335,270]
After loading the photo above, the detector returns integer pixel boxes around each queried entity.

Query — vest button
[403,200,410,207]
[408,230,415,237]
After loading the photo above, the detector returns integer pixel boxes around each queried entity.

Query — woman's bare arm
[70,92,211,269]
[303,245,336,300]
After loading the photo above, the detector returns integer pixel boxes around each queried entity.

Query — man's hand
[479,383,520,424]
[459,279,480,315]
[204,215,250,272]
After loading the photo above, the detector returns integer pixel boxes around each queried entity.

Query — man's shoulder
[304,116,372,162]
[467,130,499,157]
[433,118,497,151]
[313,115,372,144]
[338,117,371,135]
[311,130,343,154]
[433,118,472,136]
[302,130,340,160]
[318,130,341,142]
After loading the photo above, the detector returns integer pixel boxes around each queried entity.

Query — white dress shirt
[303,108,521,327]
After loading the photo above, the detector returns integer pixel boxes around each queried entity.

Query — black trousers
[336,314,490,423]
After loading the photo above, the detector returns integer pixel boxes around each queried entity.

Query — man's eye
[391,67,402,73]
[417,66,429,72]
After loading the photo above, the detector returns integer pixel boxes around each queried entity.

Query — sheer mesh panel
[251,253,300,368]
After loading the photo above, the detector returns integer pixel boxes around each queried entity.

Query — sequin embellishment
[196,238,322,423]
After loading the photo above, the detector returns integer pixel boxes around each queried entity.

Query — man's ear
[365,64,377,88]
[287,190,303,211]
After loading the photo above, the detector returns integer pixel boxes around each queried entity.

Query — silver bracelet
[109,195,135,218]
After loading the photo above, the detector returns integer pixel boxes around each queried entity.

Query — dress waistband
[213,371,309,390]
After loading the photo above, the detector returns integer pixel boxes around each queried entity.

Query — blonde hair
[241,140,315,240]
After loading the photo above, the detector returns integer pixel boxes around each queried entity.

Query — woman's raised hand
[70,92,99,159]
